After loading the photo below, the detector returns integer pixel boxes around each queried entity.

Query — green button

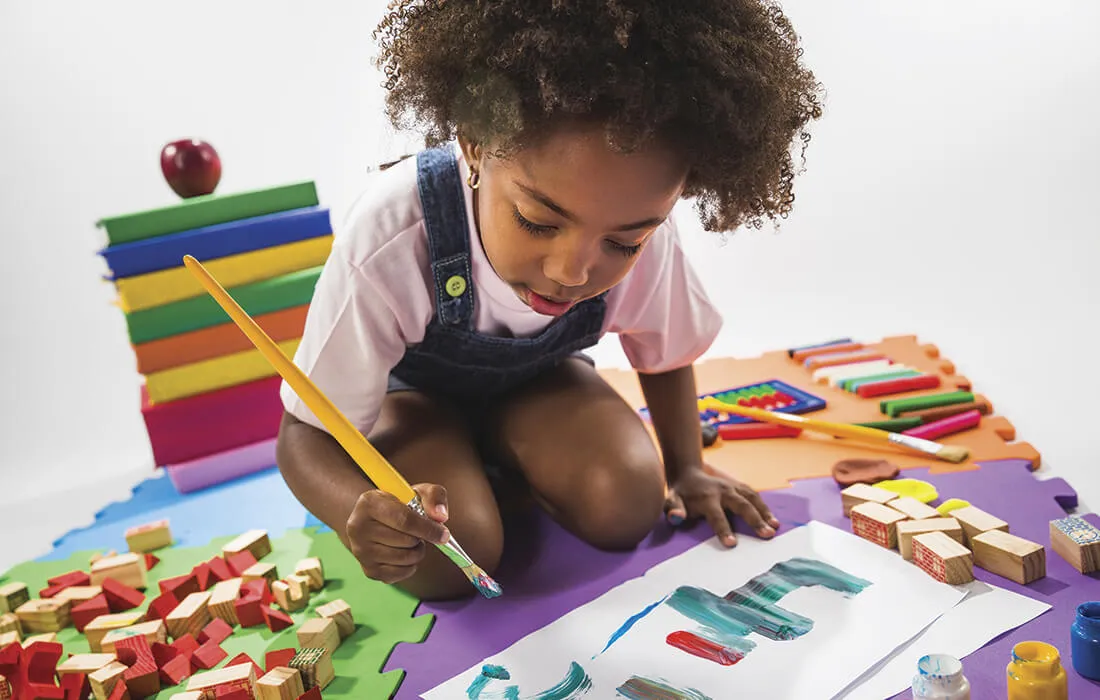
[445,275,467,297]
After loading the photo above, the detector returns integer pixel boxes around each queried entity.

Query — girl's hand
[345,483,450,584]
[664,465,779,547]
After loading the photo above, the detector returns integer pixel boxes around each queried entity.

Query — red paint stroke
[666,631,744,666]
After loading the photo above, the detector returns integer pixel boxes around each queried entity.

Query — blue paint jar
[1071,601,1100,680]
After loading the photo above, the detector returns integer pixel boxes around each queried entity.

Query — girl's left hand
[665,464,779,547]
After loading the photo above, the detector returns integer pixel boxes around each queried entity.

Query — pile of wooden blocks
[0,520,354,699]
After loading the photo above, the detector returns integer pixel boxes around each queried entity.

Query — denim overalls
[387,145,607,405]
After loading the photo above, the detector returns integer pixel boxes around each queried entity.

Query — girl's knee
[568,457,665,551]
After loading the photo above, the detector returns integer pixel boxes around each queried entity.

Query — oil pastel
[615,675,713,700]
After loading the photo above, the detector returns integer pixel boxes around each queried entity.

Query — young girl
[275,0,823,601]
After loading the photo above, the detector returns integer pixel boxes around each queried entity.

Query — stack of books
[96,181,333,493]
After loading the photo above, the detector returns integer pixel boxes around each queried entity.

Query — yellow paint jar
[1006,641,1067,699]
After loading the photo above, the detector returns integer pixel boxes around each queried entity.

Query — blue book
[99,206,332,279]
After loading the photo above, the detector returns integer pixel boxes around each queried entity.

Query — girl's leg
[484,357,667,550]
[367,389,504,600]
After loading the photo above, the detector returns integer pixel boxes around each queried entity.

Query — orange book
[133,304,309,375]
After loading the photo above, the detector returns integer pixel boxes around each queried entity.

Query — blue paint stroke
[466,661,591,700]
[594,594,669,658]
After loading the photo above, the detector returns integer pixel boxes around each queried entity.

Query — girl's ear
[456,131,482,170]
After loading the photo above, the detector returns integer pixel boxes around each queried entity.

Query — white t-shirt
[282,143,723,435]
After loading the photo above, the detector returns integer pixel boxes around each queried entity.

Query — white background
[1,1,1098,573]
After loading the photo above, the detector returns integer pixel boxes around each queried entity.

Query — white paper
[425,521,967,700]
[835,579,1051,699]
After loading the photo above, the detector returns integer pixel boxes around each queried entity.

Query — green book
[98,181,319,245]
[125,265,323,344]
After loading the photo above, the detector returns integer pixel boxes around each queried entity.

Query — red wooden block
[215,686,252,699]
[189,563,213,592]
[143,553,159,571]
[198,618,233,646]
[115,636,160,699]
[24,683,65,699]
[265,648,296,672]
[59,671,88,700]
[72,594,111,632]
[205,556,233,583]
[150,642,178,667]
[261,606,292,633]
[225,653,263,680]
[158,574,200,599]
[233,595,264,628]
[158,654,190,685]
[224,550,258,578]
[102,578,145,613]
[108,680,129,700]
[240,578,273,604]
[40,571,90,598]
[190,640,227,671]
[25,642,63,685]
[297,688,322,700]
[144,592,178,622]
[170,634,199,661]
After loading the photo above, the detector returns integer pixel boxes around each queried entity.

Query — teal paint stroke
[466,661,592,700]
[616,675,712,700]
[595,594,670,658]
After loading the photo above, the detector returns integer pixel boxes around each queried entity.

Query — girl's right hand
[345,483,451,584]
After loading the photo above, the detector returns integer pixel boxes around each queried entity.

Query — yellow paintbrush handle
[182,255,416,504]
[699,397,890,443]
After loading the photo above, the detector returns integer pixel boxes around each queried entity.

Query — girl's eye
[513,208,555,236]
[608,240,643,257]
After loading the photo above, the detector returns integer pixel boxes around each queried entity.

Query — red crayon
[856,374,941,398]
[902,409,981,440]
[717,423,802,441]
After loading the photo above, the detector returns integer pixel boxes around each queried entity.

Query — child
[275,0,823,601]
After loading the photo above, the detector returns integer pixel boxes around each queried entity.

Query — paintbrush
[181,255,502,599]
[699,397,969,463]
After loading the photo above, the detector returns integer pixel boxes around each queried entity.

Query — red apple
[160,139,221,198]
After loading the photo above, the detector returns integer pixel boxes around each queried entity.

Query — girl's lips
[522,288,575,316]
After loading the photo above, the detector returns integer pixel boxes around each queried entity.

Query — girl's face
[460,124,690,317]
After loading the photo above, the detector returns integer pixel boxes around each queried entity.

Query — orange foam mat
[598,334,1041,491]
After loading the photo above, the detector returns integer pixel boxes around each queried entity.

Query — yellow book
[145,338,301,404]
[116,235,333,312]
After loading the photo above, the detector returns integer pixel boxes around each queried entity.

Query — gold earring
[467,168,480,190]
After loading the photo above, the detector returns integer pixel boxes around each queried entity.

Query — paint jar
[911,653,970,699]
[1006,641,1067,700]
[1071,601,1100,680]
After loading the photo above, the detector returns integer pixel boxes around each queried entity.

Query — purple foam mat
[384,460,1100,698]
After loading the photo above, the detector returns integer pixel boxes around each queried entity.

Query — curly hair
[372,0,824,232]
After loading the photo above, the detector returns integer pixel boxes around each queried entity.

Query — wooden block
[57,653,116,675]
[0,674,9,700]
[84,611,145,652]
[850,501,910,549]
[186,662,257,696]
[271,581,307,613]
[23,632,57,645]
[221,530,271,561]
[256,666,305,700]
[207,578,243,626]
[1049,516,1100,573]
[293,558,324,591]
[100,619,167,652]
[951,505,1009,545]
[971,529,1046,584]
[167,591,212,640]
[15,598,71,633]
[841,483,898,516]
[897,518,964,560]
[0,613,19,639]
[912,531,974,584]
[315,599,354,640]
[54,586,102,603]
[89,660,128,700]
[288,647,334,691]
[124,519,173,553]
[296,617,339,656]
[90,553,147,590]
[172,694,203,700]
[0,631,18,647]
[0,583,29,615]
[888,496,940,521]
[242,563,278,586]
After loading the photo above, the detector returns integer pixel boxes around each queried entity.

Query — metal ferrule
[407,495,476,570]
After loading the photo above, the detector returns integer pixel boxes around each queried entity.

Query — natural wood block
[167,591,213,640]
[186,662,257,695]
[912,531,974,584]
[952,505,1009,545]
[0,613,19,639]
[172,694,203,700]
[316,599,354,640]
[888,496,940,521]
[841,483,898,516]
[57,652,116,675]
[289,647,334,691]
[54,585,102,603]
[897,518,964,560]
[850,501,910,549]
[294,558,324,591]
[971,529,1046,584]
[242,563,278,586]
[23,632,57,645]
[84,611,144,652]
[256,666,306,700]
[90,553,148,590]
[0,582,29,614]
[125,519,172,553]
[0,631,19,647]
[15,597,72,633]
[89,660,128,700]
[100,619,167,652]
[222,529,271,561]
[208,577,243,626]
[297,617,339,655]
[1049,516,1100,574]
[286,574,311,600]
[0,674,9,700]
[271,581,307,613]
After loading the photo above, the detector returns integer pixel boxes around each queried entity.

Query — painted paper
[425,521,967,699]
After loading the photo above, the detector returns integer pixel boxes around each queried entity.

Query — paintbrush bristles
[935,445,970,463]
[463,565,502,599]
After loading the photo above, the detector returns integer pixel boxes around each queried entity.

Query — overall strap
[416,145,475,327]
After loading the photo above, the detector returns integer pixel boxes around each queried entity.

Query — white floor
[2,1,1098,575]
